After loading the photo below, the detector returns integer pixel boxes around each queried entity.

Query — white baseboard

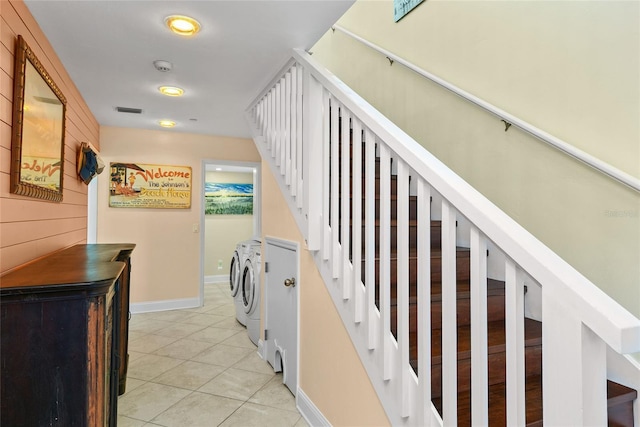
[130,297,201,314]
[205,274,228,284]
[297,388,331,427]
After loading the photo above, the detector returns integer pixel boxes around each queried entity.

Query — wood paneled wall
[1,0,99,273]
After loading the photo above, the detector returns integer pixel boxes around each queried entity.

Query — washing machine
[242,241,262,346]
[230,240,256,326]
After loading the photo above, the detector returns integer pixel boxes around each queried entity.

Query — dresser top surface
[1,244,136,293]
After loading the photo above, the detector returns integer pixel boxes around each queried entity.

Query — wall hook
[501,119,512,132]
[331,27,335,33]
[386,57,394,66]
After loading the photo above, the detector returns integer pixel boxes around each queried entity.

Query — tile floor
[117,282,308,427]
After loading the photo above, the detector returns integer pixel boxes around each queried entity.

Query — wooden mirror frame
[11,35,67,202]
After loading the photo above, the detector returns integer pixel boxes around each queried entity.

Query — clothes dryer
[230,240,255,326]
[242,241,262,346]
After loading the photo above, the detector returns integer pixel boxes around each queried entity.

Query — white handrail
[331,24,640,193]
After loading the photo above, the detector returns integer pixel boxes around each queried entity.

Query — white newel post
[303,71,324,251]
[542,288,608,426]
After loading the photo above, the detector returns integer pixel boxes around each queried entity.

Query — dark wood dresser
[0,244,135,427]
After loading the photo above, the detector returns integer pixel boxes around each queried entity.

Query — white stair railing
[245,49,640,426]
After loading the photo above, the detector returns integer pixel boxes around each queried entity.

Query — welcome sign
[109,162,192,209]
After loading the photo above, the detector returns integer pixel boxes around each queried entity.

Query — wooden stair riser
[363,249,471,295]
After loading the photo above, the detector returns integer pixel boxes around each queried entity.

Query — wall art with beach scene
[109,162,192,209]
[205,183,253,215]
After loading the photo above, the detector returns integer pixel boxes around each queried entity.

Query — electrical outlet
[217,259,223,270]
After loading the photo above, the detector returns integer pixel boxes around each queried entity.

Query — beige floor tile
[117,415,147,426]
[142,310,197,323]
[129,318,175,334]
[198,367,272,400]
[182,313,228,327]
[121,377,147,393]
[153,322,207,339]
[153,338,214,360]
[117,382,191,422]
[212,317,246,331]
[187,326,240,344]
[219,402,301,427]
[232,351,276,376]
[128,354,184,381]
[128,330,148,341]
[129,334,179,354]
[248,374,297,412]
[206,303,236,317]
[151,392,243,427]
[294,416,310,427]
[128,350,146,363]
[152,361,226,390]
[221,330,257,349]
[191,344,254,367]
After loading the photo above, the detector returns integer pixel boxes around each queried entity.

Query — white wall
[312,0,640,319]
[97,126,259,305]
[204,170,255,279]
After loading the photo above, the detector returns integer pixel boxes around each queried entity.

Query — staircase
[247,49,640,426]
[352,143,637,425]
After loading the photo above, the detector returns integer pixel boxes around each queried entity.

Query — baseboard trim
[297,388,331,427]
[130,297,201,314]
[205,274,228,284]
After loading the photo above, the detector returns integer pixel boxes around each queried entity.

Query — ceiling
[24,0,354,139]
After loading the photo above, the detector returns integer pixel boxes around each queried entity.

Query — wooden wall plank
[1,217,86,248]
[0,229,86,272]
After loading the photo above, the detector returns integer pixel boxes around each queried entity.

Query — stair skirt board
[130,297,201,314]
[297,387,331,427]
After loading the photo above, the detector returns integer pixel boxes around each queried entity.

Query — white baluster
[417,179,432,426]
[352,119,364,323]
[365,128,377,349]
[284,71,291,185]
[296,64,304,208]
[470,227,489,425]
[302,72,323,251]
[274,82,281,166]
[380,144,392,380]
[290,65,297,197]
[331,101,340,279]
[505,259,525,426]
[397,160,411,417]
[441,200,457,426]
[341,109,352,299]
[322,91,331,260]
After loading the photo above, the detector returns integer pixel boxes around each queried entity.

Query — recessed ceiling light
[165,15,201,36]
[159,86,184,97]
[215,168,222,171]
[158,120,176,128]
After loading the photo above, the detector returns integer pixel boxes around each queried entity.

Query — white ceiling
[24,0,353,138]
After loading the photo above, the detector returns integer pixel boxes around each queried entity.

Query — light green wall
[312,1,639,318]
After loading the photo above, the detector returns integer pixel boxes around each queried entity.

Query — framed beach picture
[205,183,253,215]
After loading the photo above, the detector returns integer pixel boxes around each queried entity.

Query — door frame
[263,236,300,394]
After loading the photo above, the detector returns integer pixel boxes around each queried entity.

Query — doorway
[199,160,261,306]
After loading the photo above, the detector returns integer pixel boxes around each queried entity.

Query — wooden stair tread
[433,375,636,426]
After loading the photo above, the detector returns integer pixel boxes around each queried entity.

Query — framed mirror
[11,35,66,202]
